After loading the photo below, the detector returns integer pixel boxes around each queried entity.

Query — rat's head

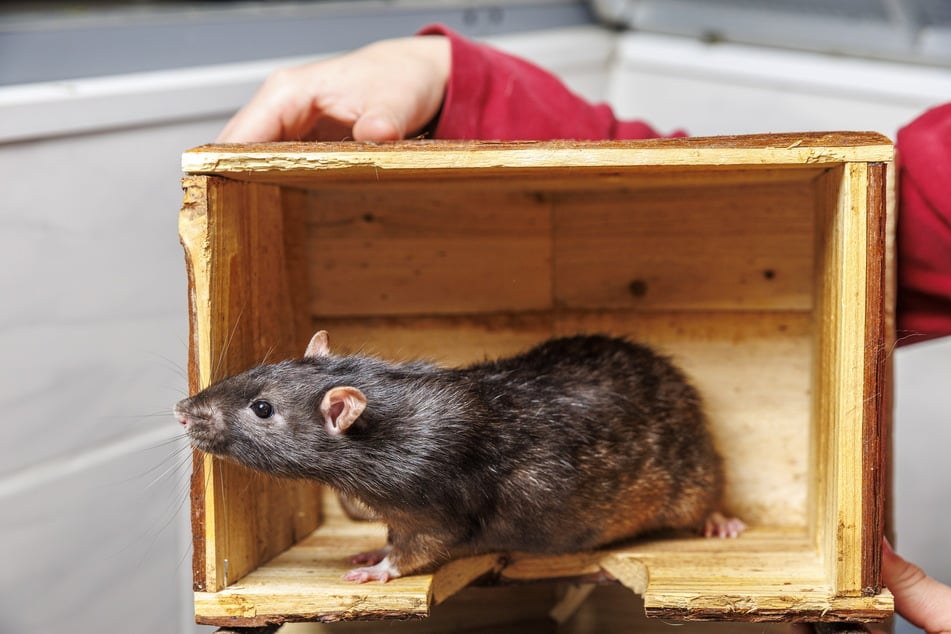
[174,331,369,478]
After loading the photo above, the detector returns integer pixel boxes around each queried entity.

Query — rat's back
[455,334,725,553]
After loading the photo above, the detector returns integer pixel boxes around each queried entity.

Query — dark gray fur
[176,334,725,571]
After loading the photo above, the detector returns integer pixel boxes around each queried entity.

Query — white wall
[0,25,610,634]
[1,20,948,634]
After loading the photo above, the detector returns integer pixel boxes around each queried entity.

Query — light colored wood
[180,176,322,592]
[181,135,895,624]
[553,180,816,311]
[812,164,870,596]
[295,184,552,317]
[182,135,894,180]
[194,490,892,626]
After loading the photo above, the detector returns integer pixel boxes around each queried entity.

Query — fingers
[352,110,403,142]
[217,66,325,143]
[216,35,450,143]
[882,538,951,634]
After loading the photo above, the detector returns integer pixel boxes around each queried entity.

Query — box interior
[180,138,892,625]
[287,166,820,529]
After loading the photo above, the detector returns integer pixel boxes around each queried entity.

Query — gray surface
[590,0,951,66]
[0,1,594,85]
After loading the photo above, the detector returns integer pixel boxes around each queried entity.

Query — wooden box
[179,133,894,628]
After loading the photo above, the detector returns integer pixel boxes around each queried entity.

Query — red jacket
[420,25,951,344]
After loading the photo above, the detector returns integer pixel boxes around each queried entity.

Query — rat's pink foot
[348,546,391,566]
[703,511,747,538]
[343,556,401,583]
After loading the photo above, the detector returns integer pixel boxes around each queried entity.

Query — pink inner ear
[328,401,345,428]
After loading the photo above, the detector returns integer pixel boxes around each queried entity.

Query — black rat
[174,331,744,583]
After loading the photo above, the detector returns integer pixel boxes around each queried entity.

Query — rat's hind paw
[703,511,747,538]
[344,556,402,583]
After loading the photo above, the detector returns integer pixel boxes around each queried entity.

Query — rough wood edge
[182,134,893,175]
[861,162,889,595]
[811,623,874,634]
[836,162,870,595]
[643,591,893,624]
[180,174,212,592]
[429,554,506,605]
[193,527,894,627]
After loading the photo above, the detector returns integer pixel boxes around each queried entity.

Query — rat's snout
[173,402,192,428]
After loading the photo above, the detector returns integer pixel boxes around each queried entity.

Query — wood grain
[179,135,895,623]
[183,133,893,181]
[553,180,815,311]
[193,491,892,627]
[812,163,879,597]
[295,184,552,317]
[180,176,322,592]
[860,163,889,595]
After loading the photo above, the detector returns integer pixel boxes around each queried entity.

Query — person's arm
[418,24,681,141]
[895,103,951,344]
[216,35,450,143]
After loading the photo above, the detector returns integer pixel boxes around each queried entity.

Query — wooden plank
[180,175,210,590]
[290,183,552,317]
[833,163,870,597]
[194,491,891,626]
[860,163,890,595]
[180,165,829,193]
[553,180,815,311]
[309,313,555,367]
[812,164,869,596]
[182,133,894,179]
[180,176,322,593]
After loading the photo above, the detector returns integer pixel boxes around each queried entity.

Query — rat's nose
[173,404,190,428]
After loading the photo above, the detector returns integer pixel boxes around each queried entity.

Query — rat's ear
[320,386,367,435]
[305,330,331,358]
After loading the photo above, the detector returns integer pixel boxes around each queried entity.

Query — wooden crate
[179,133,894,628]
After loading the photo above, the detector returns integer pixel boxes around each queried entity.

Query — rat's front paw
[343,556,401,583]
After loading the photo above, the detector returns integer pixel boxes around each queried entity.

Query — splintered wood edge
[193,546,894,627]
[179,175,217,591]
[642,590,894,623]
[182,134,894,175]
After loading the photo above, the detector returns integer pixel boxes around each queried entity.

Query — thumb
[882,538,951,634]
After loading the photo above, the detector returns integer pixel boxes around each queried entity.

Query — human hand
[882,538,951,634]
[217,35,450,143]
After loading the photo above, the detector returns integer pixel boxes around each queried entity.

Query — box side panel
[553,180,815,311]
[813,163,870,596]
[297,183,552,317]
[860,162,891,595]
[180,175,209,591]
[305,167,817,529]
[180,176,322,593]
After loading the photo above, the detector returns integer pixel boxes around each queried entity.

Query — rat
[174,330,745,583]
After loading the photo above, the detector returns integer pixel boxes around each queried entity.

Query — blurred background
[1,1,949,632]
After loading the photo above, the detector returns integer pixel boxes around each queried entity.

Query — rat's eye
[250,400,274,419]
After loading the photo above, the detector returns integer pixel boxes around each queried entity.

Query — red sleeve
[895,103,951,344]
[417,24,683,141]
